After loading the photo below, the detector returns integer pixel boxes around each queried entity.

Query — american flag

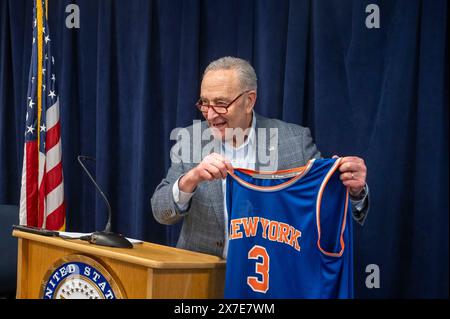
[19,0,65,230]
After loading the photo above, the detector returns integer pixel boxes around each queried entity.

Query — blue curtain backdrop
[0,0,447,298]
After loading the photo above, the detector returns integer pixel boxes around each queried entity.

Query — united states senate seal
[40,254,125,299]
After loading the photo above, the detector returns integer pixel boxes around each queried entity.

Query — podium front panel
[13,230,225,299]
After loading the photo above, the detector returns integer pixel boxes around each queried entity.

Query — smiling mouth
[211,121,227,129]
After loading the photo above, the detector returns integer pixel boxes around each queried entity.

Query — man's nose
[206,106,219,120]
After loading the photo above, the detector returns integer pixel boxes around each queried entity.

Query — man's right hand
[178,153,234,193]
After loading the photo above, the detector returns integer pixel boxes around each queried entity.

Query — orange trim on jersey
[315,157,348,257]
[227,159,315,192]
[236,164,311,176]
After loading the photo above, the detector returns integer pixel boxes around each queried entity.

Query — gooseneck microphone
[77,155,133,248]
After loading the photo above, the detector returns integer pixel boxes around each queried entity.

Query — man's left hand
[334,156,367,198]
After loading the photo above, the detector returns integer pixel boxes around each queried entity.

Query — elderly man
[151,56,369,258]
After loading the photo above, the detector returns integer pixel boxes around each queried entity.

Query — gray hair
[203,56,257,91]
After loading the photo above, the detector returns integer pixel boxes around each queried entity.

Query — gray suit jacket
[151,113,369,257]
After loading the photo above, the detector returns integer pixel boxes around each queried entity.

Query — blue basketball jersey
[224,158,353,299]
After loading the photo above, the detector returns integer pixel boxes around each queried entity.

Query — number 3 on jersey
[247,245,270,293]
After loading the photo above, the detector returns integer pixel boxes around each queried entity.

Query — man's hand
[179,153,234,193]
[333,155,367,198]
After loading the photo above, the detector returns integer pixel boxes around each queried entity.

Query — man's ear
[246,91,257,113]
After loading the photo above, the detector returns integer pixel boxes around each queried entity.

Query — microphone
[77,155,133,248]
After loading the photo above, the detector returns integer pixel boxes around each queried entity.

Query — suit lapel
[208,179,224,233]
[200,123,225,235]
[254,113,280,171]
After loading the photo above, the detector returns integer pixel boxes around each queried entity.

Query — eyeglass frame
[195,90,252,115]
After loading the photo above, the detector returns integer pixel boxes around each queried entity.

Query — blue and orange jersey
[224,158,354,298]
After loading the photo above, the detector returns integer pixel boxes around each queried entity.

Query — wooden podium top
[13,230,226,270]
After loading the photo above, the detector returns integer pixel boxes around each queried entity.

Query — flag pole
[36,0,44,222]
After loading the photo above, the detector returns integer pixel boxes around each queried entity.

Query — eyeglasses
[196,90,251,114]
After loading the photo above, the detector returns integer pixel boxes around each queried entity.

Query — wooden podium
[13,230,226,299]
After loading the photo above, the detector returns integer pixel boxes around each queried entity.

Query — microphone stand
[78,156,133,248]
